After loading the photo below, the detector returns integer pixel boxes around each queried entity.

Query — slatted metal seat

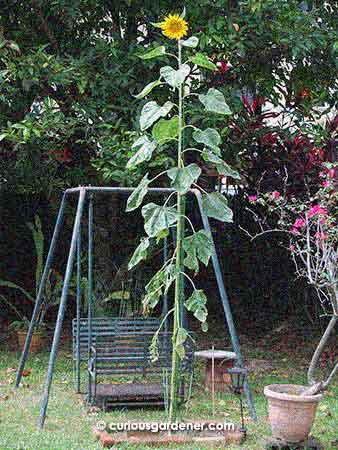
[72,316,160,361]
[88,331,194,410]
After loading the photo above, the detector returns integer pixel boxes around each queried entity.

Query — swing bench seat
[88,332,194,410]
[72,316,161,360]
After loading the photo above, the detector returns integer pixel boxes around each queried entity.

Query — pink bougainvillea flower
[328,168,336,178]
[308,204,327,218]
[248,195,257,202]
[315,231,328,241]
[319,171,326,177]
[291,227,300,235]
[322,181,330,188]
[271,191,281,199]
[293,218,306,229]
[289,244,295,252]
[320,217,327,225]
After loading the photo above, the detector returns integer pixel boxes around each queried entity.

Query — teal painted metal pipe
[38,188,86,428]
[87,194,94,404]
[15,193,67,388]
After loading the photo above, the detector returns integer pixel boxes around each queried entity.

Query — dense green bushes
[0,1,337,328]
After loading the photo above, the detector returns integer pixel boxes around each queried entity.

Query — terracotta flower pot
[17,331,44,353]
[264,384,322,444]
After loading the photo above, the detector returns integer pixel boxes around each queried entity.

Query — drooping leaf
[126,174,150,212]
[167,163,201,194]
[128,238,150,270]
[201,322,208,332]
[183,230,214,273]
[181,36,199,48]
[185,289,208,323]
[126,136,156,168]
[160,64,190,88]
[216,162,241,179]
[176,327,188,345]
[189,52,217,71]
[144,264,178,311]
[193,128,221,149]
[156,229,170,244]
[202,192,233,222]
[143,290,162,310]
[0,280,35,303]
[198,88,232,115]
[142,203,177,237]
[134,79,161,99]
[152,116,179,143]
[201,149,224,165]
[176,343,185,359]
[140,101,174,131]
[138,46,166,60]
[150,332,160,362]
[201,150,241,179]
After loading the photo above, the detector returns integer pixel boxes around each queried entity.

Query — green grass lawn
[0,342,337,450]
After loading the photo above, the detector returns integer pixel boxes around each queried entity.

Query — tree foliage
[0,1,336,195]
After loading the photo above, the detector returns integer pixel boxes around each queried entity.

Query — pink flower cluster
[319,168,336,188]
[271,191,281,200]
[248,195,257,203]
[291,204,329,237]
[308,204,327,219]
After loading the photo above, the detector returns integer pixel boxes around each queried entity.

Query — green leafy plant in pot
[125,10,239,422]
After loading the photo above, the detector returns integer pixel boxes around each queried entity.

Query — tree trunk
[307,314,338,390]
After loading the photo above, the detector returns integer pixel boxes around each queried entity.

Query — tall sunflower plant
[126,10,240,421]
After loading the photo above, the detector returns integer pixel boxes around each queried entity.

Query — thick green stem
[169,39,185,423]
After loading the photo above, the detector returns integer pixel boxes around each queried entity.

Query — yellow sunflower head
[160,14,188,40]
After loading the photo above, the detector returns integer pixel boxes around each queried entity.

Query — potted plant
[0,216,63,351]
[245,163,337,443]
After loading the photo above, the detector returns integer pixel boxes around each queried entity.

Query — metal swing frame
[15,186,257,428]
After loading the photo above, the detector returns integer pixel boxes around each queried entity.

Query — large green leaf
[185,289,208,323]
[183,230,213,273]
[160,64,190,88]
[202,150,241,179]
[152,116,179,143]
[181,36,199,48]
[128,238,150,270]
[202,192,233,222]
[142,203,177,237]
[140,101,174,131]
[193,128,221,149]
[176,327,188,345]
[144,264,178,310]
[126,136,156,168]
[134,79,161,100]
[198,88,232,115]
[126,174,150,212]
[189,52,217,71]
[138,46,166,60]
[0,280,34,302]
[167,163,201,194]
